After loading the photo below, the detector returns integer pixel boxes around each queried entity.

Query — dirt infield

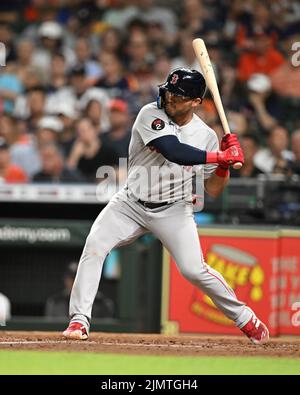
[0,332,299,358]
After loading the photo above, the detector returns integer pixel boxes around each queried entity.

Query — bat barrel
[193,38,243,170]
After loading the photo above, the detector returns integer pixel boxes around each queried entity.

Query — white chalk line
[104,342,210,348]
[0,341,73,345]
[0,340,212,349]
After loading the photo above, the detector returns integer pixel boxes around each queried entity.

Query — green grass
[0,350,299,375]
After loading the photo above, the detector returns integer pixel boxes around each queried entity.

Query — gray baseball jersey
[68,102,253,333]
[125,102,218,202]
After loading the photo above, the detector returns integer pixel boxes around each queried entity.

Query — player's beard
[165,102,190,121]
[164,102,174,118]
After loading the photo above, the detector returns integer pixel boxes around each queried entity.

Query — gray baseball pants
[69,193,252,330]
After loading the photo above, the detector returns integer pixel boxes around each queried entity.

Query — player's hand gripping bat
[192,38,242,169]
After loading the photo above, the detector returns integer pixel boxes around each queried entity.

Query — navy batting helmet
[157,68,206,109]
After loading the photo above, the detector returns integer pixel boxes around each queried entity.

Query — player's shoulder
[138,102,168,121]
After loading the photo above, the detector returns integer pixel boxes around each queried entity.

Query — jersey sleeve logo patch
[151,118,165,131]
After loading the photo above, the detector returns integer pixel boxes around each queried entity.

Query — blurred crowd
[0,0,300,184]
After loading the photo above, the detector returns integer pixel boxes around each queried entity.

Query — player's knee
[180,266,203,284]
[84,233,109,259]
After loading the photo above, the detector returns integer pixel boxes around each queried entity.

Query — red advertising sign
[277,231,300,334]
[161,228,280,336]
[162,227,300,336]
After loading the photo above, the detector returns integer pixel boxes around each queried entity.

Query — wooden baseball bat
[192,38,242,170]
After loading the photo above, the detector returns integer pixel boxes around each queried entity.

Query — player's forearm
[148,135,244,168]
[204,171,229,197]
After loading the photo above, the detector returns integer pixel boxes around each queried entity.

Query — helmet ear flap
[157,86,167,109]
[156,95,163,109]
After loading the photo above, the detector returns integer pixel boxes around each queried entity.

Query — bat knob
[233,162,243,170]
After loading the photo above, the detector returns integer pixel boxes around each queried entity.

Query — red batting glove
[206,145,244,168]
[221,133,239,151]
[219,145,244,167]
[219,134,242,174]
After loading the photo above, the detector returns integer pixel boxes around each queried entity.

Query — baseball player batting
[63,68,269,344]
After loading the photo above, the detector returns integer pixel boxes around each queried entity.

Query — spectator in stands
[250,3,279,43]
[227,111,248,137]
[74,37,102,82]
[83,99,105,134]
[45,64,88,119]
[0,63,24,114]
[290,129,300,176]
[146,21,171,58]
[36,116,64,148]
[101,99,131,159]
[254,125,294,174]
[13,67,44,120]
[32,21,75,80]
[222,1,250,46]
[270,33,300,131]
[67,64,89,102]
[45,261,115,318]
[219,61,239,109]
[79,87,111,133]
[130,81,157,117]
[246,73,280,132]
[171,31,200,72]
[194,98,218,128]
[231,134,265,178]
[0,137,27,183]
[67,118,119,183]
[125,31,154,80]
[180,0,216,36]
[96,51,138,104]
[25,86,47,132]
[0,113,21,145]
[135,0,178,46]
[55,103,77,158]
[238,30,284,82]
[204,34,222,74]
[102,0,138,31]
[270,34,300,99]
[126,18,148,36]
[123,29,158,112]
[10,115,64,178]
[46,53,68,93]
[0,22,16,64]
[149,56,172,92]
[32,143,83,183]
[100,27,123,56]
[234,2,280,51]
[70,2,101,42]
[0,113,39,178]
[15,39,34,70]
